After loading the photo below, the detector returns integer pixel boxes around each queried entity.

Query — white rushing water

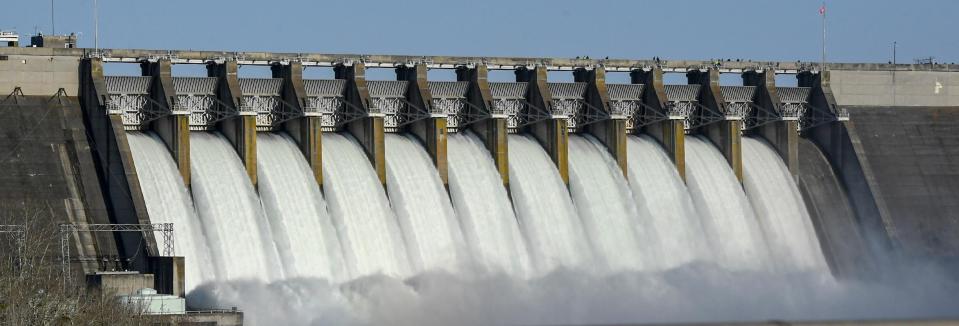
[567,135,645,271]
[384,133,468,273]
[322,133,411,278]
[447,132,532,277]
[684,136,770,270]
[257,133,348,281]
[507,134,593,273]
[190,132,284,281]
[626,135,712,270]
[742,137,829,272]
[127,132,213,291]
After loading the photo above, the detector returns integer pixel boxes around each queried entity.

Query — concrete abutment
[78,58,158,272]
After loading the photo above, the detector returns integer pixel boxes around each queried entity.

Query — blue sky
[3,0,957,82]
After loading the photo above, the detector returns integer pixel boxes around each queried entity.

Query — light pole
[893,41,897,65]
[93,0,99,53]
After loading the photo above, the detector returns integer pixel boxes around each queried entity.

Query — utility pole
[51,0,55,35]
[893,41,897,65]
[820,2,827,71]
[93,0,99,53]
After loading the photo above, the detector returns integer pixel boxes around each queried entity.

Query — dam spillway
[3,45,959,325]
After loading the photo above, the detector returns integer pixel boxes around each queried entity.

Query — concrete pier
[398,63,448,187]
[689,68,743,182]
[336,63,387,187]
[458,66,510,189]
[517,66,569,185]
[633,68,686,181]
[577,67,628,178]
[207,61,258,187]
[272,62,323,188]
[141,59,191,186]
[744,70,799,178]
[79,58,158,271]
[800,71,896,255]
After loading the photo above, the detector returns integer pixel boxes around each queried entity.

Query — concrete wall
[844,106,959,260]
[0,50,78,96]
[831,70,959,107]
[0,96,118,273]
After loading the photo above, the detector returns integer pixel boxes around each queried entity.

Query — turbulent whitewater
[447,132,532,277]
[322,133,411,278]
[742,137,828,272]
[128,128,959,325]
[626,135,712,270]
[190,132,283,281]
[567,135,645,271]
[384,133,468,273]
[685,136,770,270]
[257,133,347,281]
[127,132,213,291]
[508,134,593,273]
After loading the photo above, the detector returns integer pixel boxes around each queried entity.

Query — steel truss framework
[249,95,305,130]
[59,223,174,287]
[800,104,850,131]
[0,225,26,274]
[433,97,491,131]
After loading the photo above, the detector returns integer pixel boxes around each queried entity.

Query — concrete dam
[1,41,959,325]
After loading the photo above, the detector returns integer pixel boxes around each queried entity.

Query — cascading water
[127,132,213,291]
[447,132,532,277]
[138,129,956,325]
[742,137,829,272]
[190,132,284,281]
[685,136,770,270]
[567,135,645,271]
[257,133,348,281]
[626,135,712,270]
[507,134,593,273]
[384,133,468,273]
[322,133,411,278]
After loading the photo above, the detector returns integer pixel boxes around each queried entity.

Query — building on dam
[1,34,959,324]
